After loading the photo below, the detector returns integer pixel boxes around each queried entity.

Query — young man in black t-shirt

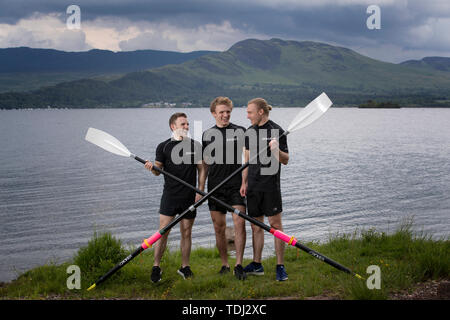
[241,98,290,281]
[201,97,247,280]
[145,112,206,283]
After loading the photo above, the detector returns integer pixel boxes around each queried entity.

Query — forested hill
[1,39,449,108]
[0,47,216,93]
[0,47,216,73]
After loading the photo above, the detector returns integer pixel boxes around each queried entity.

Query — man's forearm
[197,162,207,191]
[278,150,289,165]
[242,150,249,185]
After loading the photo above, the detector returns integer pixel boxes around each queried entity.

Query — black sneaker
[219,266,230,274]
[177,266,194,279]
[233,264,247,280]
[243,261,264,275]
[276,264,288,281]
[151,266,162,283]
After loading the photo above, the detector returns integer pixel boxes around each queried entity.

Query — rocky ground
[301,278,450,300]
[389,279,450,300]
[2,278,449,300]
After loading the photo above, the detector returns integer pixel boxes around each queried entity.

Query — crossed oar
[84,93,363,290]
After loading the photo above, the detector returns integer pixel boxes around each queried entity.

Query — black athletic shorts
[247,189,282,217]
[159,194,196,219]
[208,186,246,214]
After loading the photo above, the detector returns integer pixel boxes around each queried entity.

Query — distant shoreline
[2,105,450,110]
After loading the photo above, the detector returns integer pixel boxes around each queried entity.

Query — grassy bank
[1,222,448,300]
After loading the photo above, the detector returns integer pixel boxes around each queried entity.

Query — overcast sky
[0,0,449,63]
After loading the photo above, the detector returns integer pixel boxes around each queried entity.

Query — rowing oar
[84,92,360,290]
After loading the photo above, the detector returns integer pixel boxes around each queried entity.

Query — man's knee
[269,214,283,230]
[234,218,246,234]
[180,220,193,238]
[214,222,226,236]
[211,212,226,234]
[251,221,264,233]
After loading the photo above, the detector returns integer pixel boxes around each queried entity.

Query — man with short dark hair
[145,112,205,283]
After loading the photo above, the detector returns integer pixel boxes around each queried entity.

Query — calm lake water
[0,107,449,282]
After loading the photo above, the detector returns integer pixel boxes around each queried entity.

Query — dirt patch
[390,279,450,300]
[266,290,340,300]
[267,279,450,300]
[304,293,339,300]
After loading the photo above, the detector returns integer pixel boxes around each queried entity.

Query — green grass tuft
[73,231,129,285]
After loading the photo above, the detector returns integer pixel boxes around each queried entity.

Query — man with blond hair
[201,97,247,280]
[241,98,289,281]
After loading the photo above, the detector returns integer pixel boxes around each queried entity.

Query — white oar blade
[287,92,333,133]
[85,127,131,157]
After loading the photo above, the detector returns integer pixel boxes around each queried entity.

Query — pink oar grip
[141,232,162,250]
[271,229,297,246]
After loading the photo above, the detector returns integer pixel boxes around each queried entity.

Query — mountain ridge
[400,56,450,72]
[1,38,449,108]
[0,47,217,93]
[0,47,217,73]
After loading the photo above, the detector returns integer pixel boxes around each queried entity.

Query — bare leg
[268,213,285,265]
[210,210,229,267]
[250,215,265,263]
[153,214,175,266]
[232,205,246,266]
[179,217,195,268]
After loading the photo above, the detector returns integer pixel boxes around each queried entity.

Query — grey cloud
[119,32,178,51]
[0,0,448,62]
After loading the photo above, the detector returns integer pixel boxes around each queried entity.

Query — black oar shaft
[135,153,361,279]
[88,137,281,290]
[88,129,361,290]
[89,156,251,290]
[87,246,144,290]
[133,131,289,231]
[294,242,354,275]
[135,155,271,232]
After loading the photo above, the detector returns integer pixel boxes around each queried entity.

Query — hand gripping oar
[85,93,358,290]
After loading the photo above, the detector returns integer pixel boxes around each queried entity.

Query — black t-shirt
[244,120,288,192]
[155,137,202,199]
[202,123,246,190]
